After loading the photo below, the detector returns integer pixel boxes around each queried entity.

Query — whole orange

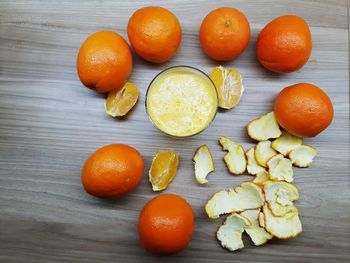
[274,83,333,137]
[82,144,144,198]
[77,31,133,93]
[127,6,182,63]
[138,194,195,254]
[199,7,250,61]
[256,15,312,73]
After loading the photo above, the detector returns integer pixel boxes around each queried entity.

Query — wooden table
[1,1,349,262]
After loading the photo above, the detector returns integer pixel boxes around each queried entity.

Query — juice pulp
[146,67,218,137]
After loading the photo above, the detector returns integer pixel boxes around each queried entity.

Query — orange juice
[146,66,218,137]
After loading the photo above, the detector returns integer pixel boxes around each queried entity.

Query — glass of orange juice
[146,66,218,137]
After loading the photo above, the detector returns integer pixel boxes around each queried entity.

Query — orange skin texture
[127,6,182,63]
[199,7,251,61]
[77,31,133,93]
[138,194,195,254]
[256,15,312,73]
[274,83,334,137]
[82,144,144,198]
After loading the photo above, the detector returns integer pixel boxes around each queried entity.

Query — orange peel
[219,136,246,175]
[247,112,282,141]
[205,182,264,219]
[246,147,265,175]
[262,203,302,239]
[255,140,277,167]
[263,181,299,217]
[193,144,215,184]
[271,131,302,156]
[267,154,294,183]
[288,144,317,168]
[252,170,269,185]
[241,209,273,246]
[216,213,250,252]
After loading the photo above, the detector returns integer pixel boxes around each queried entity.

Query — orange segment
[105,82,139,117]
[149,150,179,191]
[210,66,244,109]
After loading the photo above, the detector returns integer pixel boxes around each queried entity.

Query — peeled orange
[149,150,179,191]
[105,82,139,117]
[210,66,244,109]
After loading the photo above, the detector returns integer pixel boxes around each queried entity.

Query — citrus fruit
[149,150,179,191]
[82,144,144,198]
[77,31,133,93]
[199,7,250,61]
[138,194,195,254]
[127,6,182,63]
[210,66,244,109]
[256,15,312,73]
[105,82,139,117]
[274,83,333,137]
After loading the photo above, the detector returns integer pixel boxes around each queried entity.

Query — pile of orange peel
[141,66,318,252]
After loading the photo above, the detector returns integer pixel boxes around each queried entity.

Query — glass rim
[145,65,218,138]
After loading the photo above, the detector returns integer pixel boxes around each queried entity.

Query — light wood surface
[0,0,349,262]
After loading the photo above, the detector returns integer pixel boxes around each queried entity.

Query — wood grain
[0,0,349,262]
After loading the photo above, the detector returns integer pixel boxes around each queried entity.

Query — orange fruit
[274,83,333,137]
[199,7,250,61]
[138,194,195,254]
[77,31,133,93]
[256,15,312,73]
[82,144,144,198]
[127,6,182,63]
